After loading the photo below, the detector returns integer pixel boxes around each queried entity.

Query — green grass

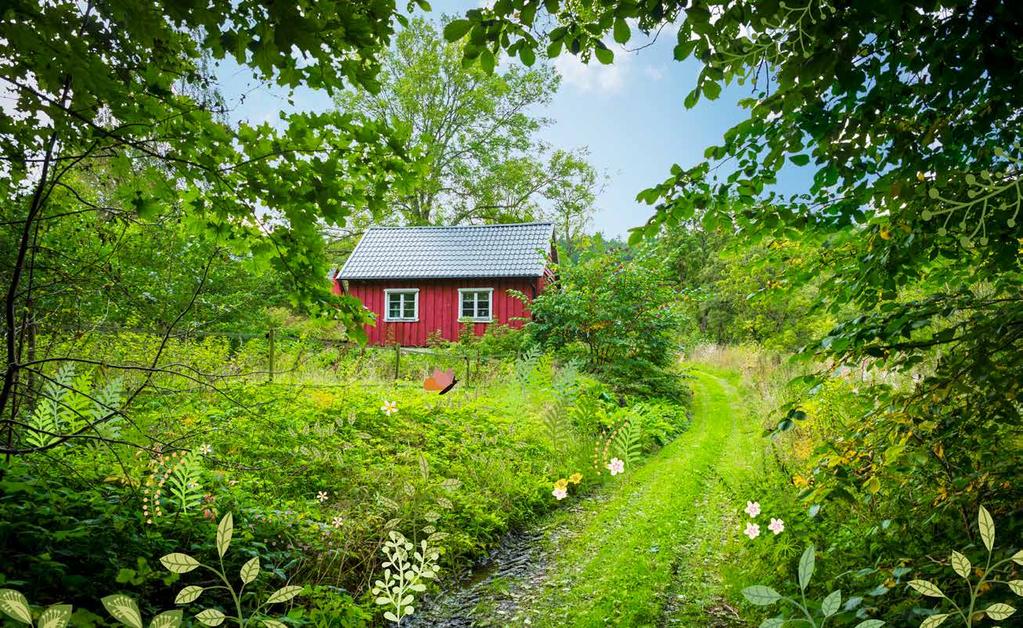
[509,365,765,627]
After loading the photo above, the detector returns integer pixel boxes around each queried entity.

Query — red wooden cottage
[335,222,556,346]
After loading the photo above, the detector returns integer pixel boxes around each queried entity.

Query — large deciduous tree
[335,18,601,229]
[0,0,423,455]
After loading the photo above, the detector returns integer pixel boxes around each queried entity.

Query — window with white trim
[384,289,419,322]
[458,288,493,322]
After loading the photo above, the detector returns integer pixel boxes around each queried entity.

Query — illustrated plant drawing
[1,1,1020,626]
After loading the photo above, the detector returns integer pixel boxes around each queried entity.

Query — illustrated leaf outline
[175,586,204,605]
[853,621,886,628]
[0,589,33,624]
[240,557,260,584]
[742,585,782,606]
[38,604,73,628]
[101,594,144,628]
[798,545,816,590]
[950,551,971,579]
[150,609,184,628]
[195,608,226,626]
[822,590,842,617]
[978,505,995,552]
[262,620,287,628]
[759,618,784,628]
[265,586,302,604]
[920,614,948,628]
[216,513,233,558]
[984,603,1015,621]
[1009,580,1023,596]
[909,580,945,598]
[160,553,200,573]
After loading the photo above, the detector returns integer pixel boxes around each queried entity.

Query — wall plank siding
[346,277,541,346]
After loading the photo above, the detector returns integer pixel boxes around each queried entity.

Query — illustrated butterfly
[423,368,458,394]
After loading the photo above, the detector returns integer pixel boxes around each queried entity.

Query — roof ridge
[366,221,553,231]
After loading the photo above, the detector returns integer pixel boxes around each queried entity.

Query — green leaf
[759,618,784,628]
[742,585,782,606]
[822,590,842,617]
[594,47,613,64]
[853,621,885,628]
[38,604,73,628]
[789,154,811,166]
[175,586,204,605]
[978,506,995,552]
[0,590,33,625]
[150,610,183,628]
[195,608,225,626]
[909,580,945,598]
[262,621,287,628]
[240,557,260,585]
[703,80,721,100]
[613,18,630,44]
[102,594,144,628]
[950,550,971,579]
[1014,549,1023,565]
[266,586,303,604]
[160,553,200,574]
[479,49,496,74]
[519,46,536,66]
[1009,580,1023,596]
[216,513,233,558]
[798,545,816,590]
[984,603,1015,621]
[442,20,472,42]
[920,615,948,628]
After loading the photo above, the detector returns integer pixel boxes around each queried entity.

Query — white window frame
[458,288,494,323]
[383,288,419,322]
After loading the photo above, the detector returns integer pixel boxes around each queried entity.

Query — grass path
[488,365,764,627]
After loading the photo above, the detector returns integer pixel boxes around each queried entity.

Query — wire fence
[17,324,515,391]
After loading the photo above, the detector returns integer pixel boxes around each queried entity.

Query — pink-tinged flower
[744,522,761,540]
[332,516,344,528]
[768,518,785,535]
[381,400,398,416]
[316,491,329,503]
[607,457,625,476]
[744,500,761,518]
[552,487,568,500]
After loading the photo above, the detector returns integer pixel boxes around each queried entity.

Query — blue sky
[217,2,811,238]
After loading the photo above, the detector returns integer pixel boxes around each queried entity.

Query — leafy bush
[525,247,688,401]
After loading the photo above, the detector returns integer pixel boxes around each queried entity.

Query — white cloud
[643,65,665,81]
[553,48,633,94]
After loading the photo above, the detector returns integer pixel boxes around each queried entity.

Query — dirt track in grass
[412,365,765,627]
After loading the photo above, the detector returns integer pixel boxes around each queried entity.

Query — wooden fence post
[394,343,401,380]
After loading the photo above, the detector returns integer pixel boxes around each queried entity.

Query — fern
[166,452,204,514]
[612,416,643,469]
[542,398,572,453]
[91,377,124,440]
[61,367,93,434]
[514,345,542,390]
[24,364,75,448]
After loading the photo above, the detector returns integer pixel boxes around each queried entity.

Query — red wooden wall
[346,277,544,346]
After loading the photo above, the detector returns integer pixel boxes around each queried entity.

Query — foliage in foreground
[743,507,1021,628]
[0,513,304,628]
[0,339,688,624]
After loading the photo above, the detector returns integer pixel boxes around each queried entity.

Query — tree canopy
[336,17,601,230]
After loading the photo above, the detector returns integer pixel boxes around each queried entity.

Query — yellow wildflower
[568,473,583,485]
[553,478,568,491]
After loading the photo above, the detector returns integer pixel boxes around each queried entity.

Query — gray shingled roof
[338,222,555,280]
